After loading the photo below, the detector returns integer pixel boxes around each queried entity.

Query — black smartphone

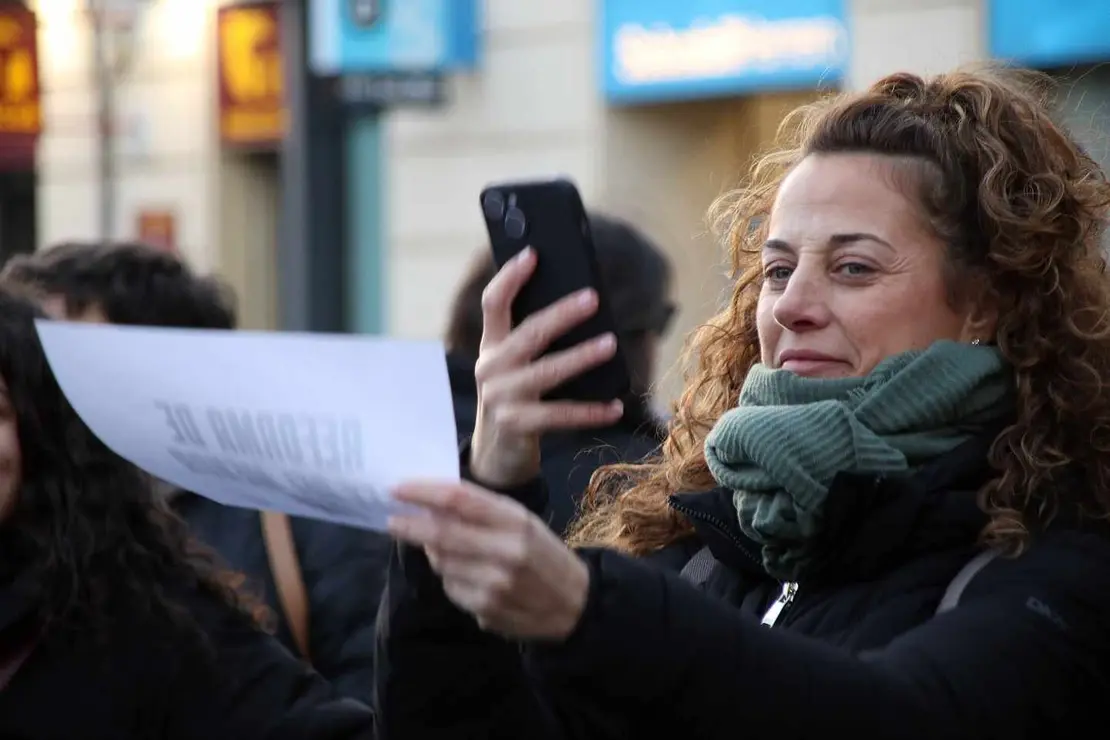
[479,177,631,403]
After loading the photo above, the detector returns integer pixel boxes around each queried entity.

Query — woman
[379,67,1110,738]
[0,289,373,737]
[443,212,675,533]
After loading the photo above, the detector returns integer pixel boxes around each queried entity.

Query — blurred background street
[4,0,1109,405]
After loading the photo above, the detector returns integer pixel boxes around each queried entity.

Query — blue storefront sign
[989,0,1110,68]
[308,0,479,75]
[600,0,848,104]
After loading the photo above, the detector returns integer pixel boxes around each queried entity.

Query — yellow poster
[218,3,284,146]
[0,9,40,136]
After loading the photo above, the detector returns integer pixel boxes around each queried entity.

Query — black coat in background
[0,571,374,738]
[173,492,391,704]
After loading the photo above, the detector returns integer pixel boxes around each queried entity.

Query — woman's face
[756,153,991,378]
[40,295,106,323]
[0,378,22,520]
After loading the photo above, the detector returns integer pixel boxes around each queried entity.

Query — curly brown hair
[569,65,1110,557]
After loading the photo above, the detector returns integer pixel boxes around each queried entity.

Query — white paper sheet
[34,320,460,531]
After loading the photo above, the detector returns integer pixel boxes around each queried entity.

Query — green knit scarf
[703,340,1013,582]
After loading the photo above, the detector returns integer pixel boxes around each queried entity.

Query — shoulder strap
[935,549,1000,615]
[260,511,311,660]
[684,544,999,614]
[680,545,718,586]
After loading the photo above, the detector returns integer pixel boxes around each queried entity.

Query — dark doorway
[0,169,35,264]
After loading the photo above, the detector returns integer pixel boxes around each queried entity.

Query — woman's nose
[771,269,831,333]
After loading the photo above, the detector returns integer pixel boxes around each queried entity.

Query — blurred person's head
[0,286,261,639]
[445,212,675,400]
[1,241,236,330]
[572,66,1110,555]
[2,242,237,503]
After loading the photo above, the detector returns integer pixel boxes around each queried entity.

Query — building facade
[35,0,220,271]
[33,0,284,330]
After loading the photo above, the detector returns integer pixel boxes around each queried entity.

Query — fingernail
[612,399,624,414]
[577,289,596,306]
[516,247,533,262]
[598,332,616,349]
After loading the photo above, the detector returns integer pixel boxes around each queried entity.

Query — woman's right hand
[468,247,624,489]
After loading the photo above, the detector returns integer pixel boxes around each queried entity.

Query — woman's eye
[765,266,793,281]
[837,262,873,276]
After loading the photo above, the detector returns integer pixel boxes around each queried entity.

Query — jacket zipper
[667,497,762,567]
[760,582,798,627]
[668,497,800,626]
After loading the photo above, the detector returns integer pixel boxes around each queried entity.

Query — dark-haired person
[443,213,676,533]
[0,287,374,737]
[3,241,236,328]
[2,241,389,705]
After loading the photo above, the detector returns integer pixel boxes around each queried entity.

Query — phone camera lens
[504,207,527,240]
[482,192,505,221]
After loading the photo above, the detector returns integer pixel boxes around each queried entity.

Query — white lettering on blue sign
[613,14,847,85]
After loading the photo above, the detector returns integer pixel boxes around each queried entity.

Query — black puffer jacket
[374,435,1110,739]
[173,492,391,703]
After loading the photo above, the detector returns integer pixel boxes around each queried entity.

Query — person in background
[0,287,373,737]
[443,212,676,534]
[1,242,389,704]
[379,67,1110,738]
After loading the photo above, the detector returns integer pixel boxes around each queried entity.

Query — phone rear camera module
[482,191,506,221]
[504,207,527,239]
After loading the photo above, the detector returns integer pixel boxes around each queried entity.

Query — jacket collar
[669,433,996,585]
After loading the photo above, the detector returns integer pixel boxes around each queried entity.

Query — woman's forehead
[769,154,932,243]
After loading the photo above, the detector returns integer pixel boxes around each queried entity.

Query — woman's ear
[960,283,1000,343]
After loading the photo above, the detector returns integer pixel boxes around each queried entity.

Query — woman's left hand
[388,480,590,641]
